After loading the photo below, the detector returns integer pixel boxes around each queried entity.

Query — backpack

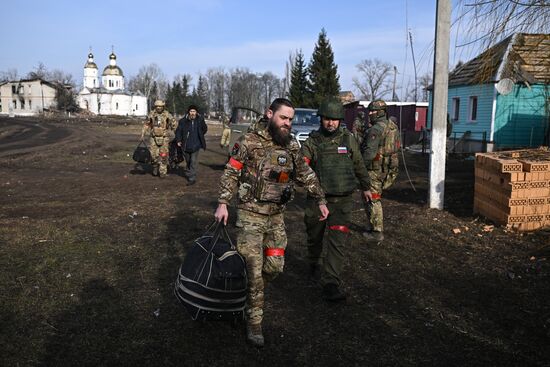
[380,119,401,157]
[174,222,247,321]
[132,140,151,164]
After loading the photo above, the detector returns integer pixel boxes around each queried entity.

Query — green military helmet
[154,100,165,108]
[367,99,387,119]
[318,98,345,120]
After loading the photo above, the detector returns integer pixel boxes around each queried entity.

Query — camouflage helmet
[367,99,387,119]
[367,99,387,111]
[154,100,165,108]
[318,98,344,120]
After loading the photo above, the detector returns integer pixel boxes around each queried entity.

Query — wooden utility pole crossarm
[429,0,451,209]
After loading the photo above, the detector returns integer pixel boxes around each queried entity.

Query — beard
[320,123,339,136]
[268,121,292,147]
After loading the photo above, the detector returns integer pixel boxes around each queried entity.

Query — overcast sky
[1,0,475,98]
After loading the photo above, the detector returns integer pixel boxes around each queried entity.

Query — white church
[77,51,147,116]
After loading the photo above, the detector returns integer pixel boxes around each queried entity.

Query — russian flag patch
[338,146,348,154]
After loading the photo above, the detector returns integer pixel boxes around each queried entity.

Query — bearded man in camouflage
[302,98,371,302]
[361,100,400,244]
[141,100,176,178]
[215,98,329,348]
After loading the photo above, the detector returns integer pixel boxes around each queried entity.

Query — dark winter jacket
[176,115,208,152]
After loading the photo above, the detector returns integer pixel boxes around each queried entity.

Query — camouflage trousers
[236,209,287,325]
[305,195,352,286]
[366,170,385,232]
[149,136,169,175]
[220,128,231,147]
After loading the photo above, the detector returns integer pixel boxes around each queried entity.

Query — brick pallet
[473,147,550,231]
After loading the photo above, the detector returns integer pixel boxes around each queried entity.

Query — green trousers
[304,195,352,286]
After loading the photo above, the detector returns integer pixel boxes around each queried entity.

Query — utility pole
[429,0,451,209]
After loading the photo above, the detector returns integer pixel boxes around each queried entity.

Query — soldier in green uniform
[214,98,329,347]
[361,100,400,243]
[352,110,367,146]
[141,100,176,178]
[301,99,371,301]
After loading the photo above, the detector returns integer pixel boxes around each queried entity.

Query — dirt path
[0,116,549,366]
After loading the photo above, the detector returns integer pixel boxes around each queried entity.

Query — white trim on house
[490,85,498,141]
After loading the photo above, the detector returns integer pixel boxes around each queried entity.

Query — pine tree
[308,28,341,108]
[288,49,311,108]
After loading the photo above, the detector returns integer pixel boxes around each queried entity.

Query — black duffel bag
[174,222,247,321]
[132,140,151,163]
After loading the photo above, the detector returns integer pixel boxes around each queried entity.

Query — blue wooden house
[428,33,550,152]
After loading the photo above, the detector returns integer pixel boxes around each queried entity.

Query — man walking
[214,98,329,347]
[176,105,208,185]
[141,100,176,178]
[361,100,400,243]
[301,98,371,301]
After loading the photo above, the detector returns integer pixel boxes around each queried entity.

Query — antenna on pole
[409,30,418,102]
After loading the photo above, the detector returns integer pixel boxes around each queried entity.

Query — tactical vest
[311,131,357,196]
[240,145,295,205]
[150,112,170,137]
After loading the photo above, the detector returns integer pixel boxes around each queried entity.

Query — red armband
[228,157,243,170]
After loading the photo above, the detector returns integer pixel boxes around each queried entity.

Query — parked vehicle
[227,106,262,154]
[291,108,319,146]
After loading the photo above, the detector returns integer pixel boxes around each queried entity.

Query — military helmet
[154,100,165,108]
[367,99,387,111]
[367,99,387,119]
[318,98,344,120]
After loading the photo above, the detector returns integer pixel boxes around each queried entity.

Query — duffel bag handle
[208,220,235,251]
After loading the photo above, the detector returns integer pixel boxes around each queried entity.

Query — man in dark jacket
[176,105,208,185]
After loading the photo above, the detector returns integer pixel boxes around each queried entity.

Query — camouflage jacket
[218,128,326,215]
[247,115,268,133]
[362,115,400,173]
[302,128,370,194]
[142,110,176,138]
[352,116,366,146]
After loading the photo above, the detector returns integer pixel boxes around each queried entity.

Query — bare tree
[456,0,550,52]
[0,68,19,82]
[352,59,393,100]
[418,73,432,102]
[205,67,227,115]
[127,63,167,109]
[26,62,48,79]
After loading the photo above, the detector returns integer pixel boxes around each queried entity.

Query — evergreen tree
[196,75,209,114]
[308,28,341,108]
[288,49,311,107]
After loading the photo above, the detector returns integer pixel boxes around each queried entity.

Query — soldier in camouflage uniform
[247,114,268,133]
[302,99,371,302]
[351,110,367,146]
[215,98,329,348]
[220,113,232,148]
[361,100,400,243]
[141,100,176,178]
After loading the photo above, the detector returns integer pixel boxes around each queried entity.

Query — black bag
[169,139,185,165]
[174,222,247,321]
[132,140,151,163]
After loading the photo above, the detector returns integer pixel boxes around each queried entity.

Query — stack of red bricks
[474,147,550,231]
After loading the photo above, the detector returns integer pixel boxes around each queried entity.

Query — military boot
[363,231,384,244]
[246,322,264,348]
[323,283,346,302]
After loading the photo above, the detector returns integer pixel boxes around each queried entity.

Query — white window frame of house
[28,85,32,94]
[469,96,478,122]
[21,99,25,109]
[13,99,17,109]
[452,97,460,121]
[12,85,17,94]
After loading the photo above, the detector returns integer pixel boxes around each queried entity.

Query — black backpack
[174,222,247,321]
[132,140,151,163]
